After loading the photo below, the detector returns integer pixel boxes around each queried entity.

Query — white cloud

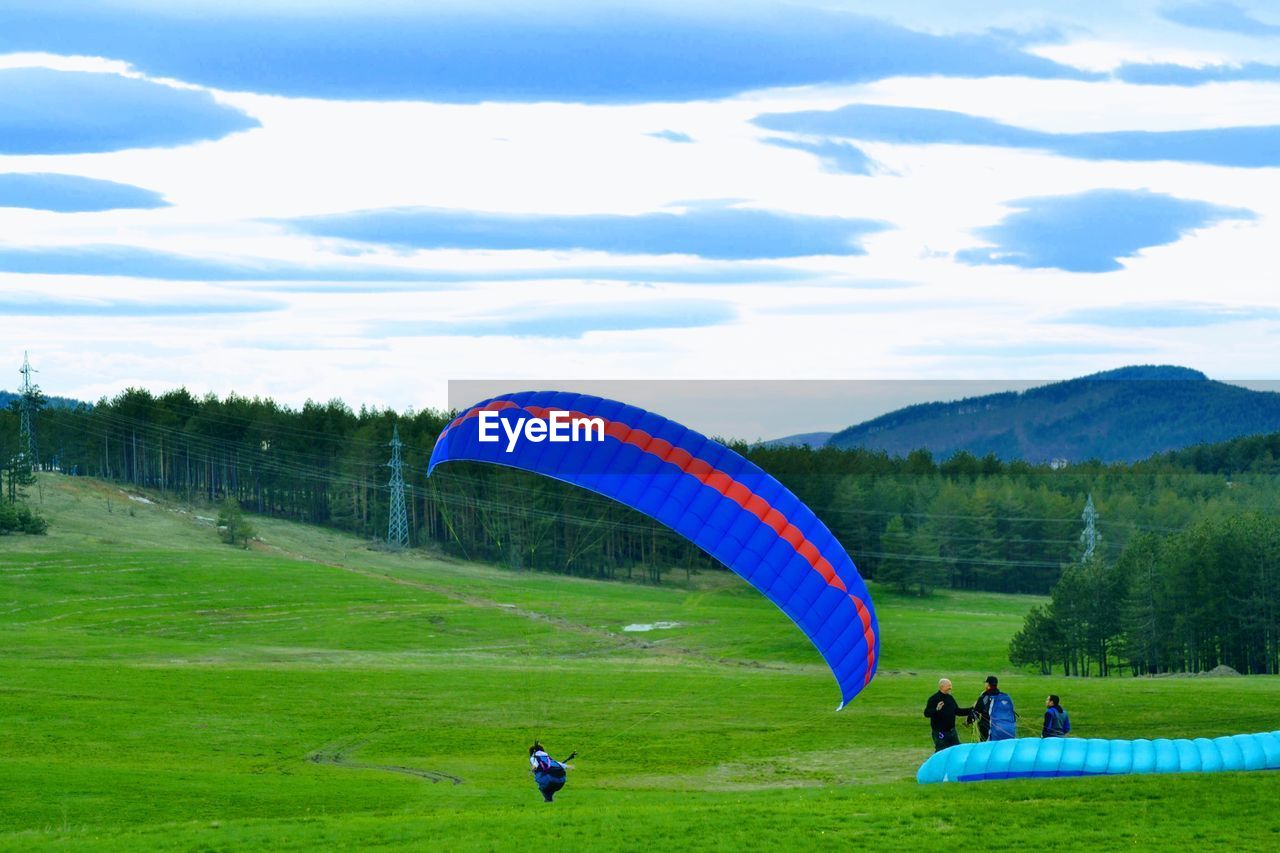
[5,3,1280,426]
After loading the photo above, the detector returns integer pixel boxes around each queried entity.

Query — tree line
[6,387,1280,603]
[1,391,47,535]
[1010,513,1280,676]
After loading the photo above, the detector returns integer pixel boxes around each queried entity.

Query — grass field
[2,474,1279,850]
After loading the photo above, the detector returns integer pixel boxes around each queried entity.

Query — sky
[4,0,1280,438]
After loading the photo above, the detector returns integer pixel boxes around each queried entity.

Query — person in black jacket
[924,678,972,752]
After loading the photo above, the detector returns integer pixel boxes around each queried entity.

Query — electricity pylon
[1080,493,1100,562]
[18,352,38,466]
[386,424,409,548]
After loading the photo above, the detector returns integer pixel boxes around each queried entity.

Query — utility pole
[18,351,38,468]
[1081,493,1100,562]
[386,424,409,548]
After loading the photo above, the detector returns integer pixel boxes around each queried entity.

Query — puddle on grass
[622,621,682,632]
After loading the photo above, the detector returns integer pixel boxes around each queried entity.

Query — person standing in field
[1042,694,1071,738]
[969,675,1017,741]
[924,678,972,751]
[528,742,576,803]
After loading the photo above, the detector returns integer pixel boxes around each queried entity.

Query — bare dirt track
[308,742,463,785]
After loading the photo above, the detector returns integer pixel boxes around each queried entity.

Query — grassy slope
[1,474,1277,850]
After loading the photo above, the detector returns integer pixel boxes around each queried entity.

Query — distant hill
[826,366,1280,463]
[761,431,835,448]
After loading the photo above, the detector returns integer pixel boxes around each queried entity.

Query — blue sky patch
[1160,1,1280,36]
[0,173,168,212]
[0,244,816,285]
[754,104,1280,168]
[903,340,1146,357]
[1115,61,1280,85]
[0,294,283,317]
[0,68,259,155]
[286,205,888,260]
[956,189,1254,273]
[1052,302,1280,327]
[373,300,735,339]
[648,130,694,143]
[762,137,877,175]
[0,245,387,281]
[0,3,1094,103]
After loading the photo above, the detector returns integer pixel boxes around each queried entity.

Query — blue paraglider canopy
[918,730,1280,783]
[429,391,880,708]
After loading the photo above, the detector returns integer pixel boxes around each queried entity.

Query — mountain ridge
[824,365,1280,463]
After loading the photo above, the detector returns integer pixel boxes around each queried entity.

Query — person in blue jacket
[529,742,576,802]
[1042,694,1070,738]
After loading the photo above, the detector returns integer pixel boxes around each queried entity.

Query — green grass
[2,474,1278,850]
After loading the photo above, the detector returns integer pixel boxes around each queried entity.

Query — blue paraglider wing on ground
[917,731,1280,783]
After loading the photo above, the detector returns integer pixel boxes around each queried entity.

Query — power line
[45,410,1240,544]
[80,391,450,453]
[849,549,1071,569]
[49,416,1129,571]
[50,415,681,537]
[42,402,1280,556]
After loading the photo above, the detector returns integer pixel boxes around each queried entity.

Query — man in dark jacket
[924,678,972,752]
